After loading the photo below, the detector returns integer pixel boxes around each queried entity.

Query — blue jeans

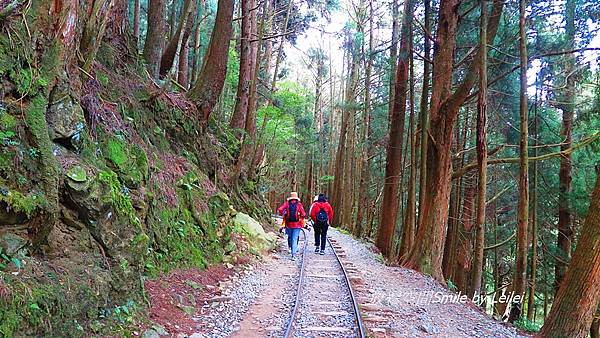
[286,228,301,257]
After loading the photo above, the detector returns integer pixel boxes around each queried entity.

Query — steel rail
[327,236,367,338]
[282,228,308,338]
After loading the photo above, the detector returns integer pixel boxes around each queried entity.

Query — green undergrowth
[0,188,46,217]
[0,272,145,337]
[514,318,542,333]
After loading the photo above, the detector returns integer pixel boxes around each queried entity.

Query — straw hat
[287,192,300,201]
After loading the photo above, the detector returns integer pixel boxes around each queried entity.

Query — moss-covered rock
[233,212,276,253]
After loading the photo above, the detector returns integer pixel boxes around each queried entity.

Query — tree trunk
[539,166,600,338]
[80,0,115,71]
[388,0,399,120]
[133,0,140,48]
[169,0,178,39]
[592,307,600,338]
[354,0,373,237]
[556,0,575,292]
[508,0,529,322]
[177,39,190,88]
[187,0,234,123]
[471,0,488,298]
[376,0,414,258]
[527,82,540,321]
[143,0,166,79]
[233,0,264,181]
[399,30,416,260]
[456,172,476,293]
[417,0,431,231]
[191,0,205,84]
[160,0,197,77]
[404,0,504,282]
[229,0,254,132]
[331,33,358,228]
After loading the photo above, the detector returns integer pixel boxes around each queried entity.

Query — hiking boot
[314,247,320,253]
[319,249,325,255]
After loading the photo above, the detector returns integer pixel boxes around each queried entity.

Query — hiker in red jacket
[309,193,334,255]
[277,192,306,260]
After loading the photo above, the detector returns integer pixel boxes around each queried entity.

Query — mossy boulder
[233,212,276,253]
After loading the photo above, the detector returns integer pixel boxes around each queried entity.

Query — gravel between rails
[327,228,529,338]
[290,239,359,338]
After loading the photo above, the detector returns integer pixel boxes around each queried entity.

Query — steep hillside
[0,3,270,336]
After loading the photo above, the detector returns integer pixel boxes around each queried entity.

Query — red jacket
[310,201,333,224]
[277,200,306,229]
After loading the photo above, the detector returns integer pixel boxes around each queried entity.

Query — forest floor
[140,229,528,338]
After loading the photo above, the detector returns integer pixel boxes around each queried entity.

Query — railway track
[283,229,366,338]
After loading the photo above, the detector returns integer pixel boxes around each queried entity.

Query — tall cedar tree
[187,0,235,123]
[556,0,576,291]
[471,0,489,298]
[509,0,529,322]
[404,0,504,282]
[376,0,414,257]
[230,0,255,133]
[539,166,600,338]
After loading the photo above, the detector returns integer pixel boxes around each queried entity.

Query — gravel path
[191,232,303,338]
[327,228,529,338]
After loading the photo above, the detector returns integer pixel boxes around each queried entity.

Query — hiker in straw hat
[277,192,306,260]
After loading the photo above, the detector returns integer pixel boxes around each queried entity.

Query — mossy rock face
[233,212,276,253]
[0,232,28,256]
[208,192,236,218]
[46,94,85,143]
[102,137,149,188]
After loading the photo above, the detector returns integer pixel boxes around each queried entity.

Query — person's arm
[327,203,334,223]
[277,202,287,216]
[299,203,307,218]
[310,204,317,221]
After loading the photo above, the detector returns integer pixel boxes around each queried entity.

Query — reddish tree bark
[592,311,600,338]
[375,0,414,258]
[187,0,234,123]
[556,0,576,292]
[508,0,529,322]
[160,0,197,77]
[539,166,600,338]
[417,0,431,231]
[455,173,476,292]
[177,40,190,88]
[230,0,254,132]
[404,0,504,282]
[143,0,166,79]
[133,0,140,46]
[399,32,416,259]
[471,0,489,298]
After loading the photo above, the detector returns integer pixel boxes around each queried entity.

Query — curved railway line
[282,228,366,338]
